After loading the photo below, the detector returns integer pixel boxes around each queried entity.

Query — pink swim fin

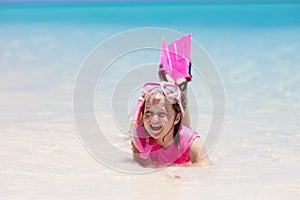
[158,34,192,90]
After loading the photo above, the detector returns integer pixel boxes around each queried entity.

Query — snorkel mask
[142,82,185,116]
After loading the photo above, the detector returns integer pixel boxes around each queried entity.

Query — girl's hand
[189,138,211,166]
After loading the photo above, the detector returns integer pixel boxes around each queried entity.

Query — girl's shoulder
[178,125,200,148]
[179,125,199,136]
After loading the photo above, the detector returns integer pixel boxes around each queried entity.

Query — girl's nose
[150,114,159,123]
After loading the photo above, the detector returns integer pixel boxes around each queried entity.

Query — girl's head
[140,82,184,145]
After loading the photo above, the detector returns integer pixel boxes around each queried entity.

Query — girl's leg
[158,74,191,126]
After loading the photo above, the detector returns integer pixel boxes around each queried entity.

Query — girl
[130,34,210,166]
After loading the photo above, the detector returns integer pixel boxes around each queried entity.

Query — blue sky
[0,0,299,4]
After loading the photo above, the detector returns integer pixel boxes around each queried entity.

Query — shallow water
[1,3,300,200]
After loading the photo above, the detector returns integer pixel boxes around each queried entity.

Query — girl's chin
[148,131,161,138]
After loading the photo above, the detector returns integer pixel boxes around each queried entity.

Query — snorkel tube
[130,95,147,155]
[131,95,145,126]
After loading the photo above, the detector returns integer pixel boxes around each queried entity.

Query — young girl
[130,34,210,166]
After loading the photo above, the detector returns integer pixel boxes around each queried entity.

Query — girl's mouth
[149,124,163,132]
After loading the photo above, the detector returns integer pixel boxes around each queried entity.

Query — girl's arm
[189,137,211,166]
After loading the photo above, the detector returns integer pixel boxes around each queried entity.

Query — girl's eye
[158,112,167,118]
[145,111,168,118]
[145,111,153,117]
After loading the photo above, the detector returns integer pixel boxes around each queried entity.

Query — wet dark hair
[172,103,182,146]
[141,101,182,147]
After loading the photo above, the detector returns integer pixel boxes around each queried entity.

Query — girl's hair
[172,103,182,146]
[141,101,182,147]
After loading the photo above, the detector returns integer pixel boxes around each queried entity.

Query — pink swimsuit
[132,125,200,165]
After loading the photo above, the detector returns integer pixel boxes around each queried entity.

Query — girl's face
[143,91,180,140]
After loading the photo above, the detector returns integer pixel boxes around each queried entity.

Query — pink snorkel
[130,94,159,160]
[130,95,146,154]
[131,95,145,127]
[159,34,192,82]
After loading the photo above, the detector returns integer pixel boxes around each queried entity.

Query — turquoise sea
[1,2,299,200]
